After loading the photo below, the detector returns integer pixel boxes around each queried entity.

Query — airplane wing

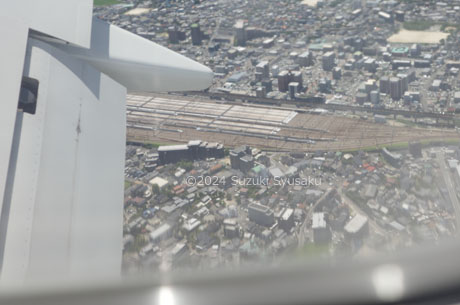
[0,0,213,285]
[3,0,93,48]
[49,18,213,92]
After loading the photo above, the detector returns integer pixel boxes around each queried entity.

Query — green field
[94,0,120,6]
[403,21,436,31]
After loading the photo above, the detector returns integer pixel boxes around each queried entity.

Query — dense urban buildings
[94,0,460,272]
[123,140,460,272]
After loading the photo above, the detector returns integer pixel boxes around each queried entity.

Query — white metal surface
[0,0,93,48]
[51,18,213,92]
[0,17,28,223]
[0,39,124,283]
[1,0,213,284]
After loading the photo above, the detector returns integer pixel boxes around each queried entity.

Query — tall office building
[380,76,390,94]
[390,77,402,100]
[332,67,342,80]
[370,90,380,104]
[234,19,247,46]
[229,146,248,170]
[289,82,300,99]
[168,26,178,44]
[364,58,376,73]
[355,92,368,104]
[256,61,270,78]
[248,203,275,227]
[319,78,331,93]
[397,73,408,96]
[322,51,335,71]
[261,79,273,93]
[278,70,290,92]
[298,51,313,67]
[191,23,202,45]
[256,86,266,98]
[291,71,303,89]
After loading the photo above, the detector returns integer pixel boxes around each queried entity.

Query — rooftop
[312,212,326,229]
[150,223,172,240]
[158,145,189,152]
[344,214,368,234]
[149,177,169,188]
[249,203,271,214]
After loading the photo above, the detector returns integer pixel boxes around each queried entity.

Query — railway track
[126,93,458,152]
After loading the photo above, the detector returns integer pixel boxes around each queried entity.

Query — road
[436,151,460,230]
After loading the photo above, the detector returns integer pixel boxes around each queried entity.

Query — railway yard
[127,93,459,152]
